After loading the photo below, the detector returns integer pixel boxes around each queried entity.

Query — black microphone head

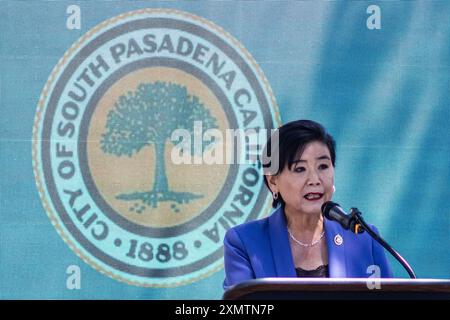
[321,201,355,232]
[321,201,339,218]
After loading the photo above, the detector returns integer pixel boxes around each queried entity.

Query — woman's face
[271,141,335,216]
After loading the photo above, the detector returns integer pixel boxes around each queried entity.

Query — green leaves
[101,81,218,157]
[100,81,216,208]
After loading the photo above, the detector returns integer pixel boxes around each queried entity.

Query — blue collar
[268,206,347,277]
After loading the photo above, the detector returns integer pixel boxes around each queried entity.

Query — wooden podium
[223,278,450,300]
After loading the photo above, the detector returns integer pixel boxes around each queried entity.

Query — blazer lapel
[325,218,348,277]
[268,207,297,277]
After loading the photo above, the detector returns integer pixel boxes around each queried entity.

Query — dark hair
[262,120,336,208]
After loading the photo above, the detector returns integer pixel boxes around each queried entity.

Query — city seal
[32,8,280,286]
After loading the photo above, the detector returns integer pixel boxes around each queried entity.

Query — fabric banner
[0,1,449,299]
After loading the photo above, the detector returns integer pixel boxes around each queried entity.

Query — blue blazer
[223,206,393,290]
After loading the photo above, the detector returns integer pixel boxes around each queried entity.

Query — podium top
[223,278,450,300]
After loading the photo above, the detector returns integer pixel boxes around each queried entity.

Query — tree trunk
[152,140,169,193]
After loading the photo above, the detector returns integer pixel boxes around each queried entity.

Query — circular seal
[32,9,280,287]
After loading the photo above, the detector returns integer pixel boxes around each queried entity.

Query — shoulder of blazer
[229,214,270,240]
[230,206,283,236]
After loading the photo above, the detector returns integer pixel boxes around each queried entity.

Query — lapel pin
[334,234,343,246]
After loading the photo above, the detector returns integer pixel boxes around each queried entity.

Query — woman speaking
[223,120,393,290]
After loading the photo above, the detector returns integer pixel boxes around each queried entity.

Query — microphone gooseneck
[321,201,417,279]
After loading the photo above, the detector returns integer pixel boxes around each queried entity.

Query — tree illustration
[101,81,218,211]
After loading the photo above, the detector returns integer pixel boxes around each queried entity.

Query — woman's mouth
[304,193,324,201]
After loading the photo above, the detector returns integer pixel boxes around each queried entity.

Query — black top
[295,265,329,278]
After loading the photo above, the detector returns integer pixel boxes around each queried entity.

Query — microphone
[321,200,417,278]
[321,201,364,234]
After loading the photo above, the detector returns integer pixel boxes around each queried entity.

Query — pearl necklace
[288,229,325,247]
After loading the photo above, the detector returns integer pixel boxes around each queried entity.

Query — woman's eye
[294,167,305,173]
[318,164,329,170]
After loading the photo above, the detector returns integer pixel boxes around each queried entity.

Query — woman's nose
[307,180,320,186]
[307,170,320,185]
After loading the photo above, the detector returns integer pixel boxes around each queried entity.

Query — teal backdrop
[0,0,449,299]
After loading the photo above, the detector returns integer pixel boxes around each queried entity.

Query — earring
[273,192,278,200]
[332,185,336,193]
